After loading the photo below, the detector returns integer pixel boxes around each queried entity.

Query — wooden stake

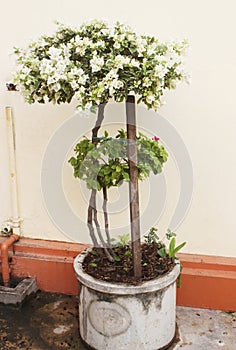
[126,95,142,279]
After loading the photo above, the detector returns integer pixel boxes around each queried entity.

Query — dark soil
[83,243,176,284]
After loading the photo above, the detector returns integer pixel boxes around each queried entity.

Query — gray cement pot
[74,250,180,350]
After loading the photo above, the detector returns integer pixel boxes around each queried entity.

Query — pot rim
[74,249,180,295]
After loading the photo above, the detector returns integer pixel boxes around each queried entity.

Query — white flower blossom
[107,79,124,95]
[154,65,168,79]
[62,44,71,58]
[90,56,104,72]
[70,80,79,90]
[36,38,48,47]
[154,55,166,63]
[52,82,61,92]
[101,28,109,36]
[95,40,105,48]
[146,94,155,104]
[13,20,189,111]
[114,42,121,49]
[83,37,92,46]
[152,100,161,110]
[136,37,147,56]
[143,77,152,87]
[47,76,57,85]
[76,46,86,55]
[130,59,140,68]
[40,59,54,75]
[105,69,119,80]
[165,49,182,68]
[48,47,62,60]
[75,35,82,43]
[109,28,115,36]
[147,43,157,56]
[68,67,80,77]
[84,101,92,110]
[78,74,88,85]
[114,55,130,68]
[21,66,31,75]
[175,63,185,75]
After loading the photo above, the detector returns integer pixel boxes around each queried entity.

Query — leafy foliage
[144,227,159,244]
[168,237,186,259]
[144,227,186,260]
[116,233,130,247]
[68,129,168,190]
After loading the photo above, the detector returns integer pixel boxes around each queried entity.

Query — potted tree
[13,20,188,349]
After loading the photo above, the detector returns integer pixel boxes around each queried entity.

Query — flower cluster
[13,20,189,111]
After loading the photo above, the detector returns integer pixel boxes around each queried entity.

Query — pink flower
[152,136,160,141]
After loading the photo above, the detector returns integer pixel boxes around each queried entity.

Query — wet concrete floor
[0,291,235,349]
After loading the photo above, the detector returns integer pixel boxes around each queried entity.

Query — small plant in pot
[13,20,189,350]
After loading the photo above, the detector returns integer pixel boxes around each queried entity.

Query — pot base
[79,324,179,350]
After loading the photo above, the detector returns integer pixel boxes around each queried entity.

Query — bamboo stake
[126,95,142,279]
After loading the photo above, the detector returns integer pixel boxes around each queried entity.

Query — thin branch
[102,187,112,248]
[92,103,107,144]
[87,189,99,247]
[92,195,114,262]
[87,103,114,261]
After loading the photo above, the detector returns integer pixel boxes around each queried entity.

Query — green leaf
[113,255,121,262]
[89,263,97,267]
[68,157,76,165]
[173,242,186,255]
[166,229,176,240]
[123,172,130,181]
[90,249,98,256]
[118,233,130,247]
[124,250,132,258]
[158,247,166,257]
[168,237,176,258]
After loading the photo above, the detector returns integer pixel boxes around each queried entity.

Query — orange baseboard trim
[0,237,236,311]
[0,237,88,295]
[177,253,236,311]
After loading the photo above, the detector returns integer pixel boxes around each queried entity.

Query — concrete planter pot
[74,250,180,350]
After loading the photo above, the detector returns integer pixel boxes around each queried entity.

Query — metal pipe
[1,234,19,287]
[5,106,21,234]
[1,107,21,286]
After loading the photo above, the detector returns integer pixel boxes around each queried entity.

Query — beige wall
[1,0,236,256]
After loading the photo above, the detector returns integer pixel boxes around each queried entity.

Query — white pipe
[5,106,21,235]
